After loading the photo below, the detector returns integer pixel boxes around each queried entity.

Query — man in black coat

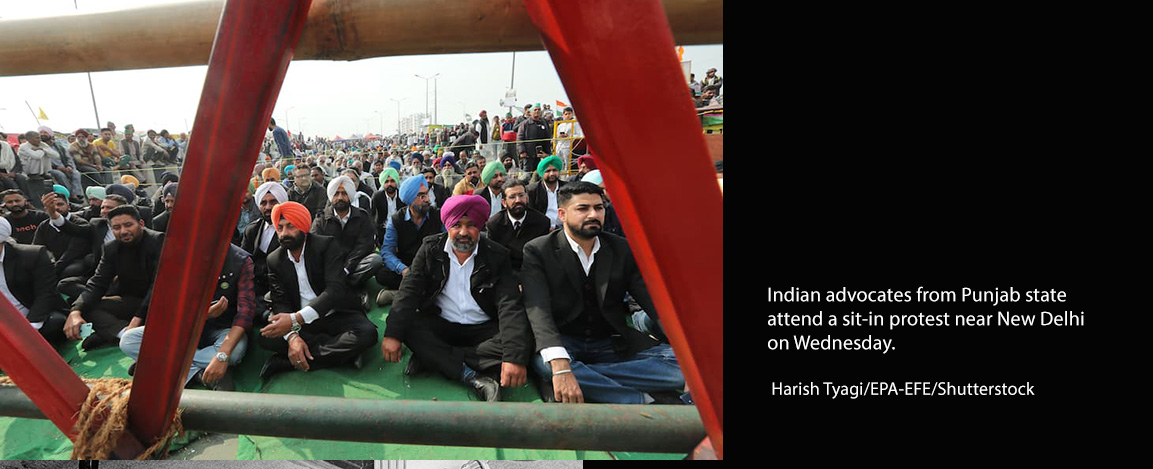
[485,179,550,274]
[517,106,552,172]
[1,218,69,344]
[520,182,685,405]
[32,192,90,274]
[62,205,164,350]
[241,182,287,304]
[370,168,405,245]
[525,156,568,230]
[288,167,327,219]
[257,202,378,379]
[41,193,129,302]
[380,195,530,402]
[311,177,382,290]
[421,168,450,210]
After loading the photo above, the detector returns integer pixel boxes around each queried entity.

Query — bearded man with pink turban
[379,195,532,402]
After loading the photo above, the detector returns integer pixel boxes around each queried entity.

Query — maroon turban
[440,195,490,230]
[577,155,597,170]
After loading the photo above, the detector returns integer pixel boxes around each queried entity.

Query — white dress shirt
[283,239,322,338]
[544,182,560,228]
[436,238,489,325]
[486,187,503,218]
[259,222,276,253]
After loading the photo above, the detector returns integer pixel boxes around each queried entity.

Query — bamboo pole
[0,0,723,77]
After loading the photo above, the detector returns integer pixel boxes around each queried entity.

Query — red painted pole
[522,0,723,458]
[0,303,89,439]
[126,0,314,445]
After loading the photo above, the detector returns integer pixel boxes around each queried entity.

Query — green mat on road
[1,282,682,461]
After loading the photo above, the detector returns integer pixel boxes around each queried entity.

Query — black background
[758,21,1134,457]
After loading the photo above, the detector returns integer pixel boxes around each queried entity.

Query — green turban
[379,168,401,188]
[536,155,564,177]
[481,160,506,185]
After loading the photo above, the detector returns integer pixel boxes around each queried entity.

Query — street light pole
[285,106,296,133]
[415,73,440,137]
[389,98,405,135]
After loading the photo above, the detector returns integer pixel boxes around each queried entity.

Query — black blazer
[2,243,67,324]
[240,218,280,295]
[520,230,660,356]
[72,228,165,320]
[370,189,406,243]
[385,232,531,365]
[310,205,376,272]
[151,210,171,233]
[428,182,450,210]
[485,208,551,270]
[526,179,568,221]
[56,216,113,273]
[266,233,359,316]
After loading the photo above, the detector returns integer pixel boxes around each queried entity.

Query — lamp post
[415,73,440,135]
[284,106,296,132]
[389,98,405,135]
[374,110,384,137]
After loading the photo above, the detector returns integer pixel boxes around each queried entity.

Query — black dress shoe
[351,353,364,370]
[468,375,501,402]
[81,334,109,351]
[649,390,687,405]
[260,355,294,381]
[404,355,426,377]
[536,374,555,403]
[187,370,205,389]
[127,362,137,376]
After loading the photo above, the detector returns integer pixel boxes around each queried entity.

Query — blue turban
[284,164,297,176]
[440,155,457,169]
[53,184,71,199]
[399,174,427,205]
[389,160,402,171]
[105,184,136,204]
[411,152,424,164]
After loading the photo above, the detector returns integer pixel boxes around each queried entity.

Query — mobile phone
[42,179,55,193]
[80,323,94,339]
[535,145,543,154]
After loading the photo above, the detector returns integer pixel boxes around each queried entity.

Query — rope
[0,376,184,460]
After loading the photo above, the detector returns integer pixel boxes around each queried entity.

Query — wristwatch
[215,352,228,363]
[290,313,302,333]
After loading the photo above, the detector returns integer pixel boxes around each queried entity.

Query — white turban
[582,170,604,186]
[0,217,10,243]
[327,176,357,203]
[255,181,288,204]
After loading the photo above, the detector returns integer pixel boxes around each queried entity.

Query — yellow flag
[38,107,49,120]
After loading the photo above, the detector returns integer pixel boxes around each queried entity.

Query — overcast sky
[0,0,723,139]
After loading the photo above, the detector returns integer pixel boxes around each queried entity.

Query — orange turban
[262,167,280,182]
[270,201,311,233]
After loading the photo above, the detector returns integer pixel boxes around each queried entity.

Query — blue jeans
[531,335,684,404]
[120,326,248,384]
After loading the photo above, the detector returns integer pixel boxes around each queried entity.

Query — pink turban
[440,195,490,229]
[271,201,312,233]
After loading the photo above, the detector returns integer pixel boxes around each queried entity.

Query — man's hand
[41,193,58,216]
[260,313,293,338]
[63,167,73,175]
[64,311,87,341]
[380,337,403,363]
[288,335,313,371]
[500,362,527,388]
[202,357,227,385]
[401,267,410,277]
[206,297,229,319]
[551,359,584,403]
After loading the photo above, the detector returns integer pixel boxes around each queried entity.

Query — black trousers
[375,269,403,290]
[82,296,143,344]
[37,311,68,345]
[405,314,505,381]
[257,310,378,371]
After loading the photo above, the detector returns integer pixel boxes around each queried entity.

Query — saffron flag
[38,107,49,120]
[556,100,569,108]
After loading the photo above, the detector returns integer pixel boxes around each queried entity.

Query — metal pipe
[0,0,723,77]
[0,387,705,453]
